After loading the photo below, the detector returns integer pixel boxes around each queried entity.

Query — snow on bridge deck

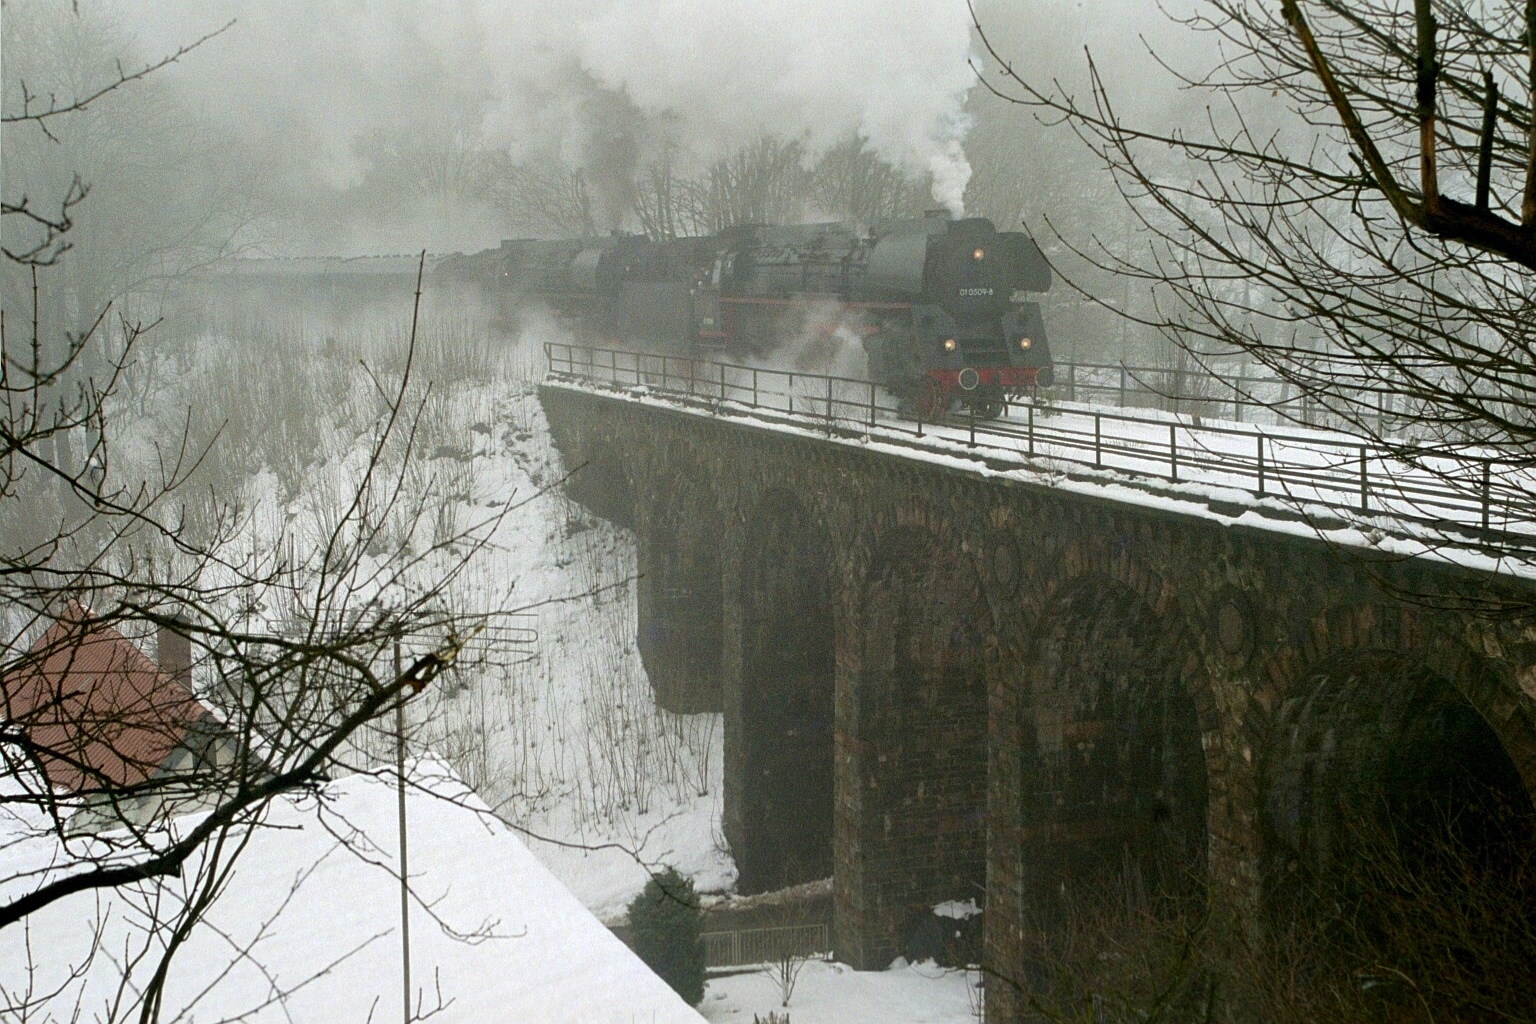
[543,342,1536,582]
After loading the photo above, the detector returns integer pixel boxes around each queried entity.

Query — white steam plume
[123,0,978,245]
[565,0,976,213]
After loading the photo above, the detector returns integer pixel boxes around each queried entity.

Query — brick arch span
[635,467,723,713]
[1019,570,1214,918]
[1261,607,1536,930]
[729,487,836,893]
[844,519,995,966]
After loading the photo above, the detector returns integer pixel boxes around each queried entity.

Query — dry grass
[997,815,1535,1024]
[113,293,718,844]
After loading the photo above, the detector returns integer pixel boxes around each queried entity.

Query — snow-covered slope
[111,311,736,919]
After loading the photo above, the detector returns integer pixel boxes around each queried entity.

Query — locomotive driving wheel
[972,385,1006,420]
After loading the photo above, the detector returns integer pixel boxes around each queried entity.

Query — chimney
[157,621,192,691]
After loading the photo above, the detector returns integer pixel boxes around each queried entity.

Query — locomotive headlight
[972,247,986,261]
[943,338,958,352]
[1019,337,1033,350]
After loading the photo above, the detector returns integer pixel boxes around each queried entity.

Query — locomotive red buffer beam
[927,365,1045,394]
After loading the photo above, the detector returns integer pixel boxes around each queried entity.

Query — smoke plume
[122,0,977,247]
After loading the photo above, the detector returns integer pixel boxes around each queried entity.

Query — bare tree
[631,148,696,241]
[0,16,510,1021]
[689,137,809,234]
[1,5,261,334]
[495,162,599,238]
[809,135,929,225]
[975,0,1536,572]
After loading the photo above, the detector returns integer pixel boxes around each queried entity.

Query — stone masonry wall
[539,384,1536,1018]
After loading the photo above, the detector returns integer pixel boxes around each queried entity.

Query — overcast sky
[119,0,1001,212]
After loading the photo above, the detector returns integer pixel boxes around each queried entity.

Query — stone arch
[731,488,836,893]
[1020,571,1213,918]
[1261,622,1536,932]
[846,520,994,965]
[636,472,722,712]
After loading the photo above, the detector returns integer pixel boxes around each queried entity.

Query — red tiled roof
[3,604,204,792]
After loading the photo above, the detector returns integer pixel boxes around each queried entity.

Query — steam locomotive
[201,212,1054,418]
[437,210,1055,418]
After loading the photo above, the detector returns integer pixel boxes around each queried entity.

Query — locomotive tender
[441,210,1055,418]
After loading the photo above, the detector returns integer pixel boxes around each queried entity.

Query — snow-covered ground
[702,960,982,1023]
[25,301,985,1022]
[0,758,707,1022]
[104,305,736,920]
[388,378,738,919]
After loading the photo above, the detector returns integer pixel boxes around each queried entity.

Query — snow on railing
[544,342,1536,547]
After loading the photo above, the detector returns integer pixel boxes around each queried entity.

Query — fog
[8,4,1535,1022]
[1,0,1215,382]
[114,0,985,250]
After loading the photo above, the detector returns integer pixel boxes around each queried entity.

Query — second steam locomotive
[439,210,1055,418]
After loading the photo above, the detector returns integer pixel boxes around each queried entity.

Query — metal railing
[702,923,830,967]
[544,342,1536,547]
[1052,360,1415,435]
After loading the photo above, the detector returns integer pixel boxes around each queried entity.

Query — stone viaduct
[540,380,1536,1021]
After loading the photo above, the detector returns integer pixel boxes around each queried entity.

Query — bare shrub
[992,810,1535,1024]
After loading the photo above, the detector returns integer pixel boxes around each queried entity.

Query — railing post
[720,361,726,403]
[753,368,759,407]
[1118,363,1127,409]
[1257,435,1265,495]
[1170,423,1178,481]
[1482,459,1492,531]
[1359,446,1369,512]
[826,374,834,435]
[968,399,976,448]
[1234,380,1242,423]
[1028,403,1035,457]
[788,373,794,415]
[1094,413,1102,467]
[1068,361,1077,403]
[868,381,876,428]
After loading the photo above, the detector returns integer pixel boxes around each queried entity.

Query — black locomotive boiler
[444,210,1054,419]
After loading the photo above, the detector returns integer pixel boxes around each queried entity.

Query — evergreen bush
[627,867,705,1005]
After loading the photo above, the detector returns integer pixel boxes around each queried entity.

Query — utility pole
[395,639,411,1024]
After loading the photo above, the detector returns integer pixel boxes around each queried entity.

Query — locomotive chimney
[157,619,192,691]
